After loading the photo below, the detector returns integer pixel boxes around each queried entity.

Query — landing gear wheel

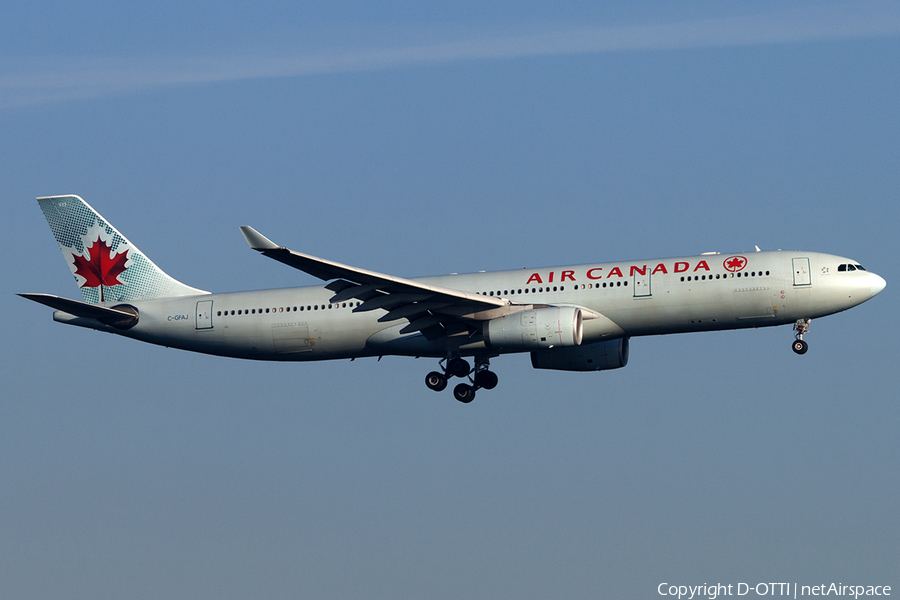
[453,383,476,403]
[447,357,471,378]
[425,371,448,392]
[474,370,498,390]
[792,339,809,355]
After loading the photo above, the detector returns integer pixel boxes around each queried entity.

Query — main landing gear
[425,355,498,403]
[792,318,811,355]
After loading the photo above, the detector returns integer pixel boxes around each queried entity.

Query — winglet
[240,226,280,250]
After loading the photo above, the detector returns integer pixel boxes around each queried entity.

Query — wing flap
[378,301,453,323]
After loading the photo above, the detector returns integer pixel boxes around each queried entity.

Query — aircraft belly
[586,282,783,336]
[366,323,449,356]
[732,286,778,321]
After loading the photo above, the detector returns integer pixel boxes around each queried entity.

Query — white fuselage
[55,250,885,361]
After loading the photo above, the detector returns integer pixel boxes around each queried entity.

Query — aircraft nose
[870,273,886,297]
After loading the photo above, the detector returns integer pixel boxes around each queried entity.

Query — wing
[240,227,515,339]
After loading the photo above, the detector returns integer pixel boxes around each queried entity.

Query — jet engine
[530,337,629,372]
[483,306,583,350]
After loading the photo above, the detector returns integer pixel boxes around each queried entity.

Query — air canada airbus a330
[21,195,886,403]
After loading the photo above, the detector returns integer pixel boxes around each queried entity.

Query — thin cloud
[3,4,900,110]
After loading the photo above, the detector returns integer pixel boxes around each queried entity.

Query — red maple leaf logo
[72,236,128,301]
[723,256,747,272]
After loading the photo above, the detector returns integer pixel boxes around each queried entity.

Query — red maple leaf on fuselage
[725,257,746,271]
[72,236,128,300]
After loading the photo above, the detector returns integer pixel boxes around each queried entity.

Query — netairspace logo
[657,582,892,599]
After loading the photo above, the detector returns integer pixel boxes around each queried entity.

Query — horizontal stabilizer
[19,293,139,329]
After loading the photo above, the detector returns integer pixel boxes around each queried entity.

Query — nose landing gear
[792,318,811,355]
[426,355,498,403]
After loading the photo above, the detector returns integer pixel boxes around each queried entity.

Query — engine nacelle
[530,337,629,372]
[483,307,583,350]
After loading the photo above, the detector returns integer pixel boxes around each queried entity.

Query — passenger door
[195,300,213,330]
[792,258,811,286]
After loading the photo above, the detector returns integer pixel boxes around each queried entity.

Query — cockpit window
[838,263,867,272]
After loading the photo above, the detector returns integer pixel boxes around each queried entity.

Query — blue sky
[2,2,898,599]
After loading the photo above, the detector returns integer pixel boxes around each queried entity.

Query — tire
[447,357,471,378]
[453,383,475,403]
[425,371,448,392]
[792,340,809,355]
[474,370,498,390]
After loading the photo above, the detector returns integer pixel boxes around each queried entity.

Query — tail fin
[37,195,207,303]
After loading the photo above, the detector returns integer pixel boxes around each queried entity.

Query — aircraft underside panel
[272,322,314,353]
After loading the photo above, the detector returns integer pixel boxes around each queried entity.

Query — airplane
[21,195,886,403]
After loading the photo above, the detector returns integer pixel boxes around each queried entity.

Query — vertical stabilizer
[37,195,207,303]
